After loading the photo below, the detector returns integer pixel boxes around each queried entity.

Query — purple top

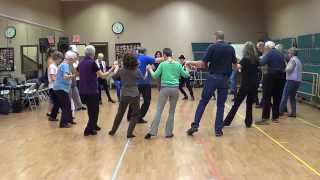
[78,56,100,95]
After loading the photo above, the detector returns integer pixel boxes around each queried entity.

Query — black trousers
[179,78,194,98]
[81,94,100,132]
[111,96,139,136]
[51,90,72,127]
[262,73,286,120]
[128,84,151,120]
[98,79,114,102]
[224,85,257,127]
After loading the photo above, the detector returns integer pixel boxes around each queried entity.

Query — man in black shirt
[186,31,237,137]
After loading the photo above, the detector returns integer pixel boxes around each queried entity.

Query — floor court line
[225,103,320,177]
[296,117,320,129]
[111,139,131,180]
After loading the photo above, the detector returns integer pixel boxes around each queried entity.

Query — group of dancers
[45,30,302,138]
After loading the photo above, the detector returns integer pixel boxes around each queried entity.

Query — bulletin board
[115,43,141,61]
[0,48,14,72]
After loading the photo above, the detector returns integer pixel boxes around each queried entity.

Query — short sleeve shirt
[53,62,71,93]
[48,64,58,89]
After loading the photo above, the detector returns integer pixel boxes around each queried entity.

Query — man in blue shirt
[255,41,286,125]
[128,47,156,124]
[186,31,237,137]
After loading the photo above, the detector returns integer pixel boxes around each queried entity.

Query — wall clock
[112,22,124,34]
[5,26,16,39]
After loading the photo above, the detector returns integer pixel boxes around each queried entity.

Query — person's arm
[285,59,296,73]
[260,53,270,66]
[185,60,207,69]
[136,69,144,80]
[48,66,57,81]
[179,64,190,78]
[147,64,162,79]
[97,65,116,79]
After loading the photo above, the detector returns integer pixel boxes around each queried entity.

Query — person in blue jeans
[279,48,302,117]
[186,31,237,137]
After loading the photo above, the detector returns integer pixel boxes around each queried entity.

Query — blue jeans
[114,80,121,101]
[191,74,229,133]
[229,70,237,92]
[279,80,300,114]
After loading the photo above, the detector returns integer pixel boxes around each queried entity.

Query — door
[90,42,109,66]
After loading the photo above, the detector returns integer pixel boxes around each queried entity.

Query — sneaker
[186,127,198,136]
[108,130,115,136]
[144,133,154,139]
[255,118,269,125]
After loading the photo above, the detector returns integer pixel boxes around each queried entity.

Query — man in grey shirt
[109,53,144,138]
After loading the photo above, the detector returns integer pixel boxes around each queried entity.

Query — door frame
[89,42,109,65]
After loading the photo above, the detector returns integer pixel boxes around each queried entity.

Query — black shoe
[108,99,116,103]
[127,134,136,139]
[46,113,51,117]
[255,105,262,109]
[288,113,297,118]
[84,130,97,136]
[95,126,101,131]
[186,127,198,136]
[215,131,223,137]
[223,121,231,127]
[81,107,87,110]
[137,119,148,124]
[108,131,115,136]
[246,124,252,128]
[48,117,59,121]
[165,134,174,138]
[144,133,154,139]
[182,97,188,100]
[60,124,72,128]
[69,121,77,125]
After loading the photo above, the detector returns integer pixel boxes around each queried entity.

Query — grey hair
[214,31,224,40]
[243,41,258,63]
[275,44,285,53]
[288,47,298,56]
[265,41,276,49]
[85,45,96,58]
[65,50,77,61]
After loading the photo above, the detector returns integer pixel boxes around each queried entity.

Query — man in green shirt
[145,48,190,139]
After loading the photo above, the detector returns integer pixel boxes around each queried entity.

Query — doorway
[90,42,109,66]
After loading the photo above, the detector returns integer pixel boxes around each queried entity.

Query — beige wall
[0,0,63,30]
[265,0,320,39]
[62,0,264,62]
[0,0,64,78]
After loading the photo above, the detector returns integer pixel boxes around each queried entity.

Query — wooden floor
[0,89,320,180]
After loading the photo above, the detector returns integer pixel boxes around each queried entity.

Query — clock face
[5,26,16,39]
[112,22,124,34]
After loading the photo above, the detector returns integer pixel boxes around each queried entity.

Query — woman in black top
[223,42,259,128]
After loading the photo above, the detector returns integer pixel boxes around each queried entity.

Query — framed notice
[115,43,141,61]
[0,48,14,72]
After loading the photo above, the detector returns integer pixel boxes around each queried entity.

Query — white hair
[85,45,96,58]
[65,50,77,60]
[265,41,276,49]
[69,45,78,53]
[98,53,104,59]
